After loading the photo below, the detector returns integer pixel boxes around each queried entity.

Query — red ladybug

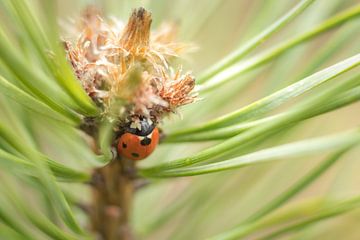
[117,118,159,160]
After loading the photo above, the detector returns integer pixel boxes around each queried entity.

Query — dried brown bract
[65,7,196,122]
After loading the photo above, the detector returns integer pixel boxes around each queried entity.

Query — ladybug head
[123,117,155,136]
[117,117,159,160]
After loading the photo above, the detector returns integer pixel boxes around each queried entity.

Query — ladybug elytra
[117,118,159,160]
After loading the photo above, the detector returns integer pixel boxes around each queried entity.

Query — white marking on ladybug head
[147,132,153,139]
[130,120,142,131]
[147,118,153,126]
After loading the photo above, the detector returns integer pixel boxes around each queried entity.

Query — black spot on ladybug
[131,152,140,158]
[140,137,151,146]
[122,143,127,148]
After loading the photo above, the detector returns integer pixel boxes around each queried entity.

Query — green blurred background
[84,1,359,239]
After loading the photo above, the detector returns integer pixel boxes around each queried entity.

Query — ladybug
[117,117,159,160]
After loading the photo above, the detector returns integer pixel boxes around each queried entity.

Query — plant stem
[90,157,135,240]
